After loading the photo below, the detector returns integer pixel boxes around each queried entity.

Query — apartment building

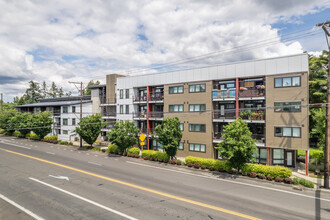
[95,53,309,167]
[16,96,94,141]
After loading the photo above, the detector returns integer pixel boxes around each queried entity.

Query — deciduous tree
[107,121,139,152]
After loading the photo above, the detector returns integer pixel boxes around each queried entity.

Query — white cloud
[0,0,329,101]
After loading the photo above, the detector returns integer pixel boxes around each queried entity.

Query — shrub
[209,166,215,171]
[194,163,200,169]
[26,133,31,139]
[242,172,247,176]
[170,159,177,165]
[142,150,169,162]
[29,133,40,140]
[134,154,140,158]
[267,175,274,181]
[58,140,73,145]
[293,178,314,188]
[187,163,193,167]
[218,167,224,172]
[108,144,120,154]
[92,147,101,151]
[249,171,257,178]
[13,131,24,138]
[143,156,149,160]
[241,164,292,179]
[163,158,169,163]
[284,177,293,184]
[74,137,79,141]
[274,177,283,182]
[127,147,140,156]
[257,174,265,179]
[185,156,231,171]
[201,165,206,170]
[227,168,235,174]
[176,160,182,165]
[44,136,58,141]
[0,129,5,134]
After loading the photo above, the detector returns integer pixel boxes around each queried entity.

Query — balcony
[212,89,236,101]
[239,109,265,123]
[52,110,61,116]
[102,123,116,131]
[213,131,224,143]
[149,93,164,102]
[149,112,164,119]
[100,97,116,105]
[133,111,147,119]
[239,86,265,99]
[133,95,147,103]
[54,122,61,128]
[102,112,116,119]
[252,134,265,146]
[213,112,236,122]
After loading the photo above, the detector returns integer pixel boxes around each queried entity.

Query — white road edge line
[126,161,330,203]
[29,177,138,220]
[46,152,55,155]
[0,141,31,149]
[0,193,45,220]
[88,161,102,166]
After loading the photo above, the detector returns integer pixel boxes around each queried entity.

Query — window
[273,149,284,165]
[169,86,184,94]
[72,106,76,113]
[180,123,184,131]
[152,140,162,151]
[120,105,123,114]
[125,105,129,114]
[189,143,206,152]
[274,76,300,88]
[275,127,301,138]
[178,142,184,150]
[189,104,206,112]
[125,89,129,99]
[72,118,76,125]
[169,105,183,112]
[254,148,267,164]
[63,107,68,113]
[63,130,68,135]
[189,124,206,132]
[274,102,301,112]
[120,89,123,99]
[63,118,68,126]
[189,84,206,93]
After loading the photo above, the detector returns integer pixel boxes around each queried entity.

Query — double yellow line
[0,147,261,220]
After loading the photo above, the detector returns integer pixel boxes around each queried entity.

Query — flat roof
[15,100,92,108]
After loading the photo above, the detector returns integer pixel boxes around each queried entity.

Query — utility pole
[69,81,84,148]
[317,21,330,189]
[0,93,3,112]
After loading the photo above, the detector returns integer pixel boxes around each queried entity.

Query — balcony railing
[134,112,147,118]
[52,110,61,116]
[239,87,265,97]
[103,112,117,117]
[150,93,164,101]
[213,112,236,120]
[103,123,116,129]
[213,131,224,140]
[239,109,265,121]
[212,89,236,99]
[133,112,164,118]
[101,97,116,104]
[54,122,61,127]
[149,112,164,118]
[251,134,265,144]
[133,95,147,102]
[138,128,155,134]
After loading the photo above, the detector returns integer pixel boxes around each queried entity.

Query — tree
[0,110,17,135]
[83,80,100,95]
[215,118,257,172]
[30,111,53,139]
[107,121,139,152]
[154,117,182,158]
[75,114,106,147]
[9,112,32,137]
[311,108,326,150]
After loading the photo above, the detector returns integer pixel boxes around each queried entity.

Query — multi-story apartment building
[16,96,95,141]
[97,53,309,168]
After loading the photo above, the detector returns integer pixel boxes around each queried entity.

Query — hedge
[107,144,120,154]
[142,150,169,161]
[13,131,24,138]
[293,177,314,188]
[29,133,40,140]
[241,164,292,179]
[127,147,140,155]
[44,136,58,141]
[185,156,231,171]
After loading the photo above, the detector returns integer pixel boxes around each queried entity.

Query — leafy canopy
[107,121,139,152]
[75,114,106,147]
[30,111,53,139]
[215,117,257,172]
[155,117,182,158]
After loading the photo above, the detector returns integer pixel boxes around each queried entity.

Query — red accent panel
[236,78,239,118]
[267,148,269,165]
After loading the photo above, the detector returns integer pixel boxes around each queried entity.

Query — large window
[178,142,184,150]
[125,105,129,114]
[72,106,76,113]
[169,105,183,112]
[63,118,68,126]
[125,89,129,99]
[63,106,68,113]
[274,76,300,88]
[189,143,206,152]
[273,149,284,165]
[120,89,123,99]
[189,124,206,132]
[189,104,206,112]
[274,102,301,112]
[254,148,267,164]
[169,86,184,94]
[63,130,68,135]
[180,123,184,131]
[189,84,206,93]
[275,127,301,137]
[152,140,162,151]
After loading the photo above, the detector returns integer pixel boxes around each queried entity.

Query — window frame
[178,142,184,150]
[273,149,284,165]
[72,118,76,126]
[169,85,184,94]
[189,104,206,112]
[125,89,129,99]
[120,89,123,99]
[120,105,124,114]
[274,127,301,138]
[274,101,301,112]
[63,130,68,135]
[189,143,206,153]
[189,84,206,93]
[169,104,184,112]
[62,118,68,126]
[125,105,129,114]
[62,106,68,113]
[189,124,206,132]
[72,106,76,113]
[274,76,301,88]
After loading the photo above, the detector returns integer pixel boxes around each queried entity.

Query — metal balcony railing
[239,109,265,121]
[213,131,224,140]
[239,86,265,97]
[212,88,236,99]
[103,112,117,117]
[251,134,265,143]
[213,112,236,120]
[101,97,116,104]
[133,112,147,118]
[149,93,164,101]
[149,112,164,118]
[133,95,147,102]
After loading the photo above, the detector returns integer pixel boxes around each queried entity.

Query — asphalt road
[0,135,330,220]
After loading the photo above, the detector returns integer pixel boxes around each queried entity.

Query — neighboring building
[16,96,93,141]
[96,53,309,168]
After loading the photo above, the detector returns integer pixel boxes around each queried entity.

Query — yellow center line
[0,147,261,220]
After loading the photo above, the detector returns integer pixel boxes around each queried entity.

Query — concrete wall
[91,89,101,114]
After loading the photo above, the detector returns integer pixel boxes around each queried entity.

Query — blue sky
[0,0,329,102]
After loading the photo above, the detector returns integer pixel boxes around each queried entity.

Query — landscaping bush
[44,136,58,141]
[249,171,257,178]
[257,174,265,179]
[127,147,140,156]
[218,167,224,172]
[241,164,292,179]
[293,177,314,188]
[242,172,247,176]
[0,129,5,134]
[267,175,273,181]
[227,168,235,174]
[141,150,169,162]
[284,177,293,184]
[201,165,206,170]
[208,166,215,171]
[274,177,283,182]
[187,163,193,167]
[29,133,40,140]
[92,147,101,151]
[13,131,24,138]
[194,163,200,169]
[185,156,231,171]
[58,140,73,145]
[176,160,182,165]
[107,144,120,154]
[134,154,140,158]
[170,159,177,165]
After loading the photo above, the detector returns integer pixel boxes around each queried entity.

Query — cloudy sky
[0,0,330,102]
